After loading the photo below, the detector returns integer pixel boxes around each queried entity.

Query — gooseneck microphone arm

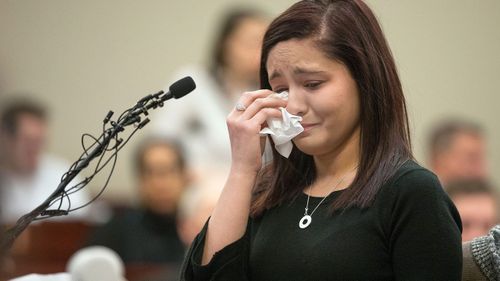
[0,76,196,258]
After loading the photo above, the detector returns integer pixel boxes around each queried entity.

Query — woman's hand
[227,90,287,175]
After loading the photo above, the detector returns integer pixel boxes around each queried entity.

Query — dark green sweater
[181,161,463,280]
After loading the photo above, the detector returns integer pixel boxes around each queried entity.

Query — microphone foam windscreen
[67,246,125,281]
[169,76,196,99]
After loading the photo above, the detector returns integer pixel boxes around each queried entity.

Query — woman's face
[266,38,361,157]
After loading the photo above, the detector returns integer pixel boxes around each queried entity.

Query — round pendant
[299,215,312,229]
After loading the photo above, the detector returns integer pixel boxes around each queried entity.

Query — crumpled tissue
[259,91,304,158]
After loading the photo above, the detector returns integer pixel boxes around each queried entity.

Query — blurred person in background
[446,179,499,242]
[142,183,224,281]
[87,136,188,264]
[0,98,91,224]
[152,7,268,186]
[462,225,500,281]
[427,119,489,186]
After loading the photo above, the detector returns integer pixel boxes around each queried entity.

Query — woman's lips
[300,123,318,132]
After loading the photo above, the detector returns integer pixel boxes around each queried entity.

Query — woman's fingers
[229,90,280,116]
[226,90,286,173]
[230,90,270,111]
[248,107,283,128]
[228,89,287,131]
[240,97,287,120]
[227,108,281,138]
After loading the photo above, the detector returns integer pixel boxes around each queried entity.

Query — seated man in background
[446,179,499,242]
[0,99,91,223]
[87,137,187,264]
[462,225,500,281]
[427,119,489,186]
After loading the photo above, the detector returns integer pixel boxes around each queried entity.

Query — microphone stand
[0,90,171,258]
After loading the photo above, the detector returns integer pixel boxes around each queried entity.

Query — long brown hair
[251,0,413,216]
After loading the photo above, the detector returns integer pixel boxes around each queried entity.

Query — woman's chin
[293,137,321,156]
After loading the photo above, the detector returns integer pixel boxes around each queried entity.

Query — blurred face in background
[1,114,47,175]
[433,132,488,185]
[453,193,498,241]
[138,144,188,215]
[223,16,268,82]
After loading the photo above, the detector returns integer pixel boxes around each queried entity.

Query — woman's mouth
[300,123,318,132]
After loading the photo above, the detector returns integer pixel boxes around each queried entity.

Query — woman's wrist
[229,164,260,179]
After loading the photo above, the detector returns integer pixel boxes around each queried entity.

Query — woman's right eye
[304,81,323,90]
[273,88,288,93]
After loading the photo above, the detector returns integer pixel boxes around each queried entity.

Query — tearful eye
[304,81,323,89]
[273,88,289,93]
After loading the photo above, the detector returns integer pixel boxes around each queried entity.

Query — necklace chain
[299,166,358,229]
[304,175,347,216]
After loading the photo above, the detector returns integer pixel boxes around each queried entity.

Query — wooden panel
[1,221,180,280]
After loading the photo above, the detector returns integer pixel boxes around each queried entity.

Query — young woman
[181,0,462,280]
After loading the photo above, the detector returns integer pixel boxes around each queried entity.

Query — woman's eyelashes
[304,81,323,90]
[274,88,288,93]
[271,80,324,93]
[270,84,288,93]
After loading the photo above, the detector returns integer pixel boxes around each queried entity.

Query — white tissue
[259,92,304,158]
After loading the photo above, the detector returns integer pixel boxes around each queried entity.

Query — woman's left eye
[304,81,323,89]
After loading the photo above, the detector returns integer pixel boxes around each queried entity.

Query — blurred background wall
[0,0,498,205]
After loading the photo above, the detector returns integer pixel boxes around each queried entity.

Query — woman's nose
[285,89,307,116]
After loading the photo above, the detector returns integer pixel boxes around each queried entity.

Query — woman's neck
[312,128,361,192]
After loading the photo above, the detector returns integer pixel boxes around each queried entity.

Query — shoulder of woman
[377,160,447,205]
[375,160,461,240]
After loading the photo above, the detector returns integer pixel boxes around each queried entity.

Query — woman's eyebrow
[269,67,327,82]
[269,70,282,81]
[293,66,326,75]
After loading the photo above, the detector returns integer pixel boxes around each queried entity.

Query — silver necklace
[298,169,354,229]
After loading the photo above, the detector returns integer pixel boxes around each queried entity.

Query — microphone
[134,76,196,106]
[161,76,196,101]
[0,77,197,258]
[122,76,196,127]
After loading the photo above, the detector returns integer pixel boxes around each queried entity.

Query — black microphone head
[169,76,196,99]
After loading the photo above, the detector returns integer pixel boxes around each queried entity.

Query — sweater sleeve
[462,241,488,281]
[386,169,463,280]
[179,218,250,281]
